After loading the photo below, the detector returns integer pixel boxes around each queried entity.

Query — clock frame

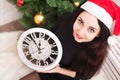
[17,28,62,71]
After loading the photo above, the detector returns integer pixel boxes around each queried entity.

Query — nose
[77,27,86,37]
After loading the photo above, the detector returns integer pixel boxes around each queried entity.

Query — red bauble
[17,0,24,7]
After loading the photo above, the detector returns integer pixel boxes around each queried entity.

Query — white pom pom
[107,35,117,45]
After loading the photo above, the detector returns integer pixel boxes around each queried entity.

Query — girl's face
[73,11,101,43]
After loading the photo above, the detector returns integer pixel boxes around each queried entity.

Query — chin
[74,39,83,43]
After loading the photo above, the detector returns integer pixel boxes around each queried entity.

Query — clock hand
[38,39,44,54]
[38,39,44,50]
[40,48,44,50]
[32,42,41,54]
[32,39,42,54]
[38,41,41,47]
[33,40,39,48]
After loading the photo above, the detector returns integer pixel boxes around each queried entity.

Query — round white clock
[17,28,63,71]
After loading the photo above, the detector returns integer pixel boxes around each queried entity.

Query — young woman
[20,0,120,80]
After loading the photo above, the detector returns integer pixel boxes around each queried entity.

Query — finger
[36,70,51,73]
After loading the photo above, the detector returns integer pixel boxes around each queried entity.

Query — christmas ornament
[74,1,80,7]
[34,12,44,25]
[17,0,24,7]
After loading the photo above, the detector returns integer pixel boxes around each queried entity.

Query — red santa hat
[81,0,120,44]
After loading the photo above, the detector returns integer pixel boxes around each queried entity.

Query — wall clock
[17,28,63,71]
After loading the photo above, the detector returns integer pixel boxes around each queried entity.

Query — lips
[76,33,84,40]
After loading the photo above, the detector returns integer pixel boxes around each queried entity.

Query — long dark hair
[69,8,111,79]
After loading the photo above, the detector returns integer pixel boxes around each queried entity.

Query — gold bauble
[34,13,44,25]
[74,1,80,7]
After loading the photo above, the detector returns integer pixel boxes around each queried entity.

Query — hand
[37,64,76,78]
[36,64,61,73]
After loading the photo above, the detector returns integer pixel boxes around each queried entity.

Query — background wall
[0,0,120,26]
[0,0,22,26]
[114,0,120,6]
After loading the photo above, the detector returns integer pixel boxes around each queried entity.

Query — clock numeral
[24,51,30,56]
[35,60,49,66]
[51,50,58,55]
[45,56,55,65]
[46,37,50,41]
[50,54,57,60]
[39,32,46,39]
[29,57,34,62]
[50,42,57,48]
[49,56,55,62]
[23,43,29,48]
[26,54,32,61]
[31,58,37,65]
[29,56,38,65]
[34,59,50,66]
[24,36,32,44]
[44,61,49,66]
[31,33,37,40]
[36,60,41,66]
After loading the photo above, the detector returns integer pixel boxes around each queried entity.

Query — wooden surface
[0,20,26,32]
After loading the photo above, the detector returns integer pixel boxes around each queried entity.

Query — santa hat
[80,0,120,45]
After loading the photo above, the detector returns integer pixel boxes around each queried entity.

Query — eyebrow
[79,16,98,31]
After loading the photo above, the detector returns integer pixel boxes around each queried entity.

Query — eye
[78,18,83,25]
[88,27,95,33]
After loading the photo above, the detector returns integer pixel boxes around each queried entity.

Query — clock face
[17,28,62,71]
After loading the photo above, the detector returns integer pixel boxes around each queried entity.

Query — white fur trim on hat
[81,1,113,30]
[107,35,117,45]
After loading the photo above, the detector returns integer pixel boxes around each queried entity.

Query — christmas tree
[7,0,86,29]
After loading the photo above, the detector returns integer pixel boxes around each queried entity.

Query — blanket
[0,31,34,80]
